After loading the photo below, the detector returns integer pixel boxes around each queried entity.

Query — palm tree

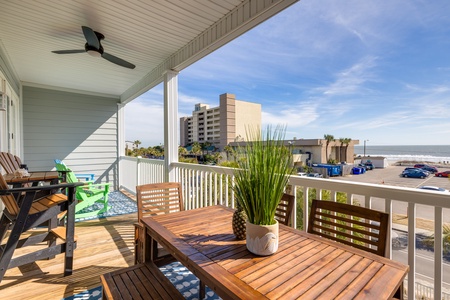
[223,145,234,160]
[191,142,202,156]
[178,146,187,158]
[323,134,335,163]
[342,138,352,162]
[133,140,141,150]
[338,138,345,163]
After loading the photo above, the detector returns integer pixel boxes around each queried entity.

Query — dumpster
[315,164,342,177]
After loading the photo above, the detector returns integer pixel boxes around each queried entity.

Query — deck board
[0,213,137,299]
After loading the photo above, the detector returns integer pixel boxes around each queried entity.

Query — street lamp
[363,140,369,157]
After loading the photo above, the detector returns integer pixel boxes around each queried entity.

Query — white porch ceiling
[0,0,298,103]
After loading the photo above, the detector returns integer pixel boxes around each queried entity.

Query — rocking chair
[0,173,82,283]
[54,160,110,219]
[0,152,24,174]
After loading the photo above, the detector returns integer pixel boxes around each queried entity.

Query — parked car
[435,170,450,177]
[401,168,429,178]
[364,162,374,170]
[420,166,438,173]
[357,163,367,170]
[414,164,438,173]
[418,186,449,192]
[404,167,430,176]
[307,173,323,178]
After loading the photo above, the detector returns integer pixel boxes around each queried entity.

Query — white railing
[119,156,164,193]
[119,156,450,300]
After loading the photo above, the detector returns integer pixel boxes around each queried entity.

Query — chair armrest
[82,182,110,188]
[0,181,84,195]
[74,173,95,181]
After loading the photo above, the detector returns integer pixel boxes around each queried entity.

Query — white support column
[117,103,125,189]
[164,70,179,182]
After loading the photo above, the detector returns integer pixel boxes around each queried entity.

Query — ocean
[353,145,450,163]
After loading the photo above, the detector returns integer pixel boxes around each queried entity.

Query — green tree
[178,146,187,158]
[342,138,352,162]
[338,138,345,163]
[191,142,202,156]
[223,145,234,160]
[323,134,335,163]
[133,140,141,149]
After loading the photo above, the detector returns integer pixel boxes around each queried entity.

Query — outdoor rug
[62,262,221,300]
[75,191,137,222]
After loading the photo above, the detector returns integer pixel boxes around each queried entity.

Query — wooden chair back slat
[275,193,295,226]
[0,173,19,216]
[0,152,22,174]
[136,182,184,221]
[307,199,389,256]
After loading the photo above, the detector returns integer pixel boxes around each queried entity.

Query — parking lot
[335,165,450,190]
[330,165,450,224]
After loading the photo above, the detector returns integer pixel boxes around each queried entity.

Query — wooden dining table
[142,205,409,300]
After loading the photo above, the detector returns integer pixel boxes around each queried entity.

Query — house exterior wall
[22,86,119,188]
[180,93,261,151]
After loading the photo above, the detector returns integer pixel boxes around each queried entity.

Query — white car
[417,186,449,192]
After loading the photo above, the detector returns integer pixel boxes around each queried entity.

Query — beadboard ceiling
[0,0,298,103]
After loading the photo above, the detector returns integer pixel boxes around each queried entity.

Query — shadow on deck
[0,213,137,299]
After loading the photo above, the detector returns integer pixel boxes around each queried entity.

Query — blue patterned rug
[69,193,221,299]
[62,262,221,300]
[75,191,138,222]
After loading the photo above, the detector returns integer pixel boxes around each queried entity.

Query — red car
[435,170,450,177]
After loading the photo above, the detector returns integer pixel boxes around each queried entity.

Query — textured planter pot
[246,220,279,256]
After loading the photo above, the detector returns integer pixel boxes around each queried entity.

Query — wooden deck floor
[0,213,137,299]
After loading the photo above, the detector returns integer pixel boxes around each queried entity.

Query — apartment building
[180,93,261,151]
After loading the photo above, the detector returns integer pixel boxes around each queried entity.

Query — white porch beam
[163,70,179,182]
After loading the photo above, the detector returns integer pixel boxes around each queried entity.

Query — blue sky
[125,0,450,147]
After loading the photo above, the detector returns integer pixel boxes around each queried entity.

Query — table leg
[199,281,205,299]
[64,186,76,276]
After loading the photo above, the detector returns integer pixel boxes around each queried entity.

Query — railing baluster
[435,206,443,300]
[119,157,450,298]
[408,202,416,299]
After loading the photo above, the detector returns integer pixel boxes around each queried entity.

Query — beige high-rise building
[180,93,261,151]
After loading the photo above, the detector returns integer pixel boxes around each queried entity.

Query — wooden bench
[100,261,184,300]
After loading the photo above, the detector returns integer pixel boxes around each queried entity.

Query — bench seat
[100,261,184,300]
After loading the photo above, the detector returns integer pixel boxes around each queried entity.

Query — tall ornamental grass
[233,125,294,225]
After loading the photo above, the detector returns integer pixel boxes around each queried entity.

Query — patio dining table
[142,205,409,300]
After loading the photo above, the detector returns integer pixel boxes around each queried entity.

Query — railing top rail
[172,162,236,176]
[289,175,450,208]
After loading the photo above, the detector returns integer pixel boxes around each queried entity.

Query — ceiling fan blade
[102,52,135,69]
[82,26,100,49]
[52,50,85,54]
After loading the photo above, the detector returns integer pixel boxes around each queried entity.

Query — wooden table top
[142,205,409,300]
[4,171,60,184]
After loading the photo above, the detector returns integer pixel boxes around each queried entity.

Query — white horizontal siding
[22,86,118,187]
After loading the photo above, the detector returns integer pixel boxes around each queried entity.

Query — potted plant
[233,125,293,255]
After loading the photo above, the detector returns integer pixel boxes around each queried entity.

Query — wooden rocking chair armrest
[82,182,110,188]
[0,181,84,194]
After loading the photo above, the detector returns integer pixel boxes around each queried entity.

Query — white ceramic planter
[246,220,279,256]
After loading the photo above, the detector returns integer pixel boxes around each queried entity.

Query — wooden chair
[134,182,184,265]
[275,193,295,226]
[54,160,110,219]
[0,173,80,283]
[54,159,95,182]
[0,152,23,174]
[307,199,404,298]
[307,199,389,256]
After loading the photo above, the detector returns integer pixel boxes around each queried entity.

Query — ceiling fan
[52,26,135,69]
